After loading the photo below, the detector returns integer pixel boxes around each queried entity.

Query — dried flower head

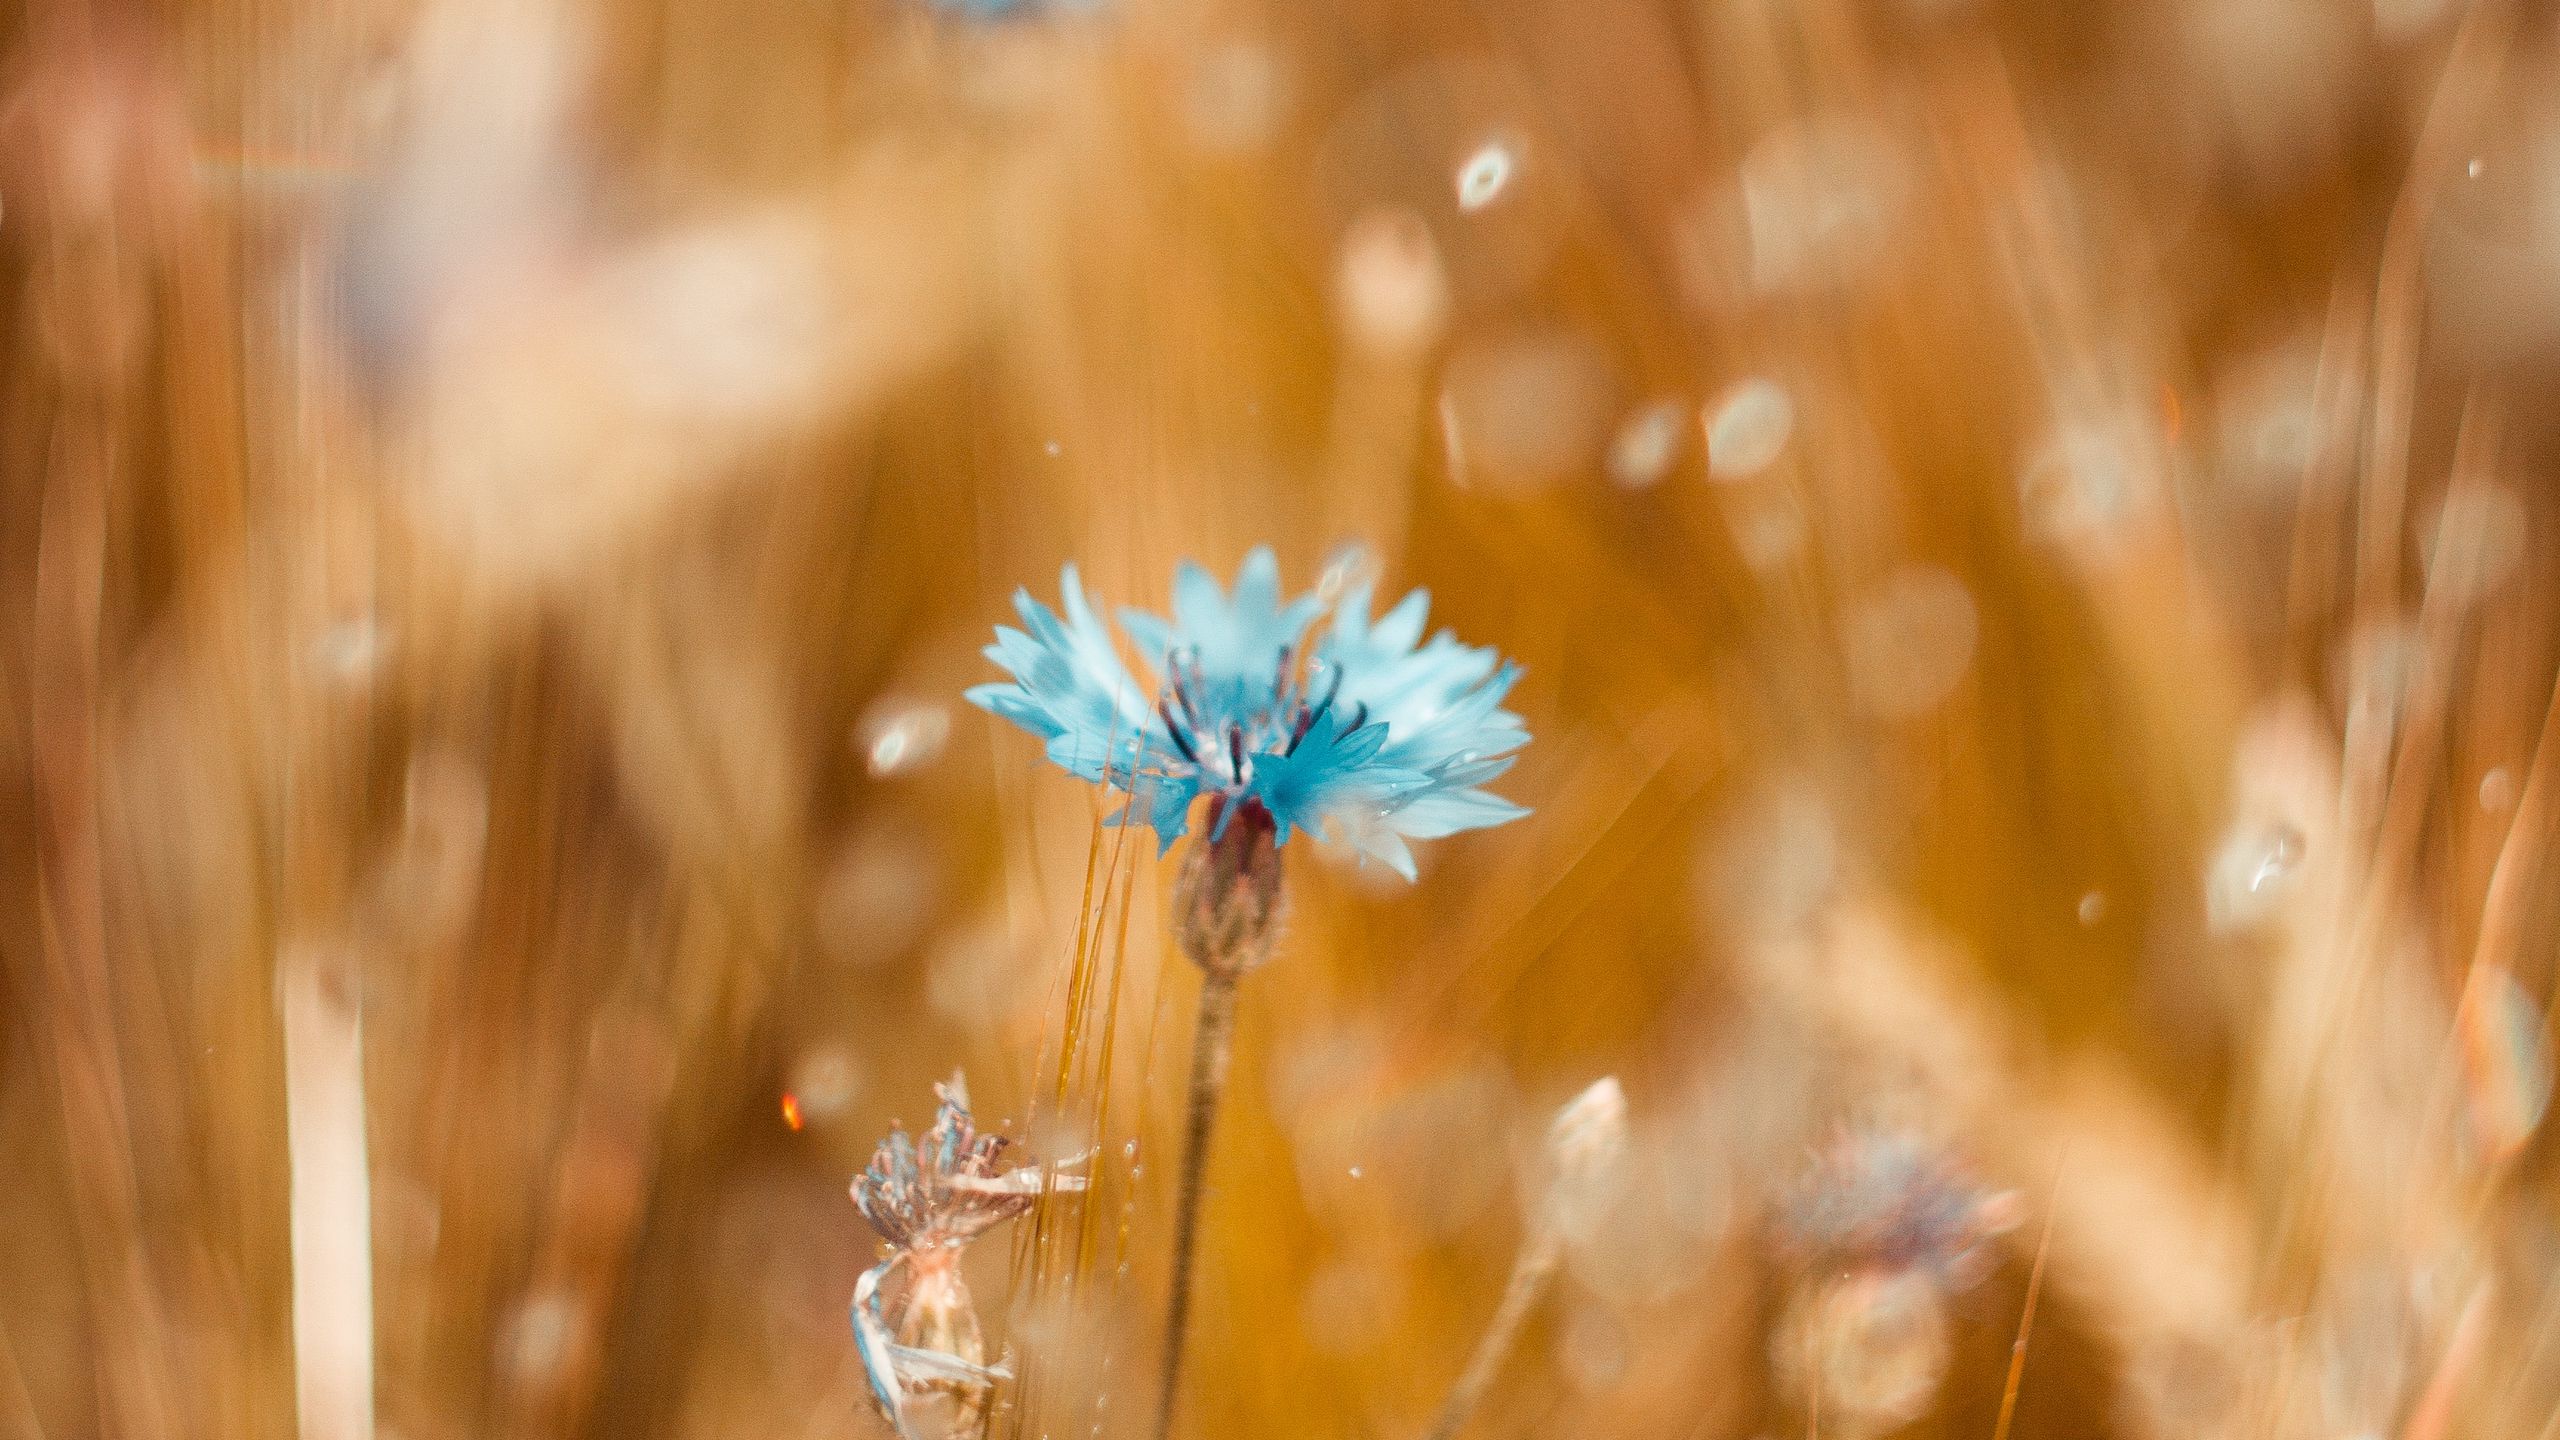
[849,1074,1083,1439]
[852,1072,1057,1252]
[967,547,1530,879]
[1543,1076,1630,1236]
[1776,1125,2019,1290]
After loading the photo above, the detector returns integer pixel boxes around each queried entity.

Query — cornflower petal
[1386,786,1532,839]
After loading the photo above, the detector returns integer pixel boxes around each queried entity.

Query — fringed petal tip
[961,681,1018,716]
[1356,826,1420,881]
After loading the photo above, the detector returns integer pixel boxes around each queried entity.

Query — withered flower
[850,1074,1082,1439]
[1770,1125,2021,1439]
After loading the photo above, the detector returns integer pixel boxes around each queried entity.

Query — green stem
[1152,967,1241,1440]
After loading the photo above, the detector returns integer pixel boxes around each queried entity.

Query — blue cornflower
[966,547,1530,879]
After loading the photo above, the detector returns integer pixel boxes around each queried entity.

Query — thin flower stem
[1153,967,1242,1440]
[1423,1206,1564,1440]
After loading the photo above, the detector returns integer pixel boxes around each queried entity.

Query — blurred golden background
[4,0,2559,1437]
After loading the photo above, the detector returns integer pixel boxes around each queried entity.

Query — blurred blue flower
[923,0,1097,22]
[966,547,1530,878]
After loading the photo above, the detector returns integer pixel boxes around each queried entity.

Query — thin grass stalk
[1066,826,1145,1371]
[281,946,376,1440]
[2402,627,2560,1195]
[2367,397,2503,902]
[2341,1,2517,864]
[2281,267,2371,689]
[1012,817,1139,1440]
[2400,1282,2492,1440]
[0,1322,41,1440]
[1425,1077,1623,1440]
[1003,816,1111,1440]
[25,157,181,1440]
[1151,966,1240,1440]
[1421,1209,1563,1440]
[2479,657,2560,1023]
[2485,1275,2560,1439]
[2259,395,2499,1286]
[1992,1161,2063,1440]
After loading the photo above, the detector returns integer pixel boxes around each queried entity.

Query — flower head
[849,1075,1082,1439]
[1542,1076,1630,1236]
[852,1072,1057,1254]
[1775,1126,2018,1290]
[966,547,1530,878]
[1770,1128,2014,1439]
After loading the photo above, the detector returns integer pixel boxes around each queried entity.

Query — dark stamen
[1168,650,1204,728]
[1227,726,1247,781]
[1285,663,1346,756]
[1159,698,1201,764]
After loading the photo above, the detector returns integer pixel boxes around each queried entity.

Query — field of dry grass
[4,0,2559,1437]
